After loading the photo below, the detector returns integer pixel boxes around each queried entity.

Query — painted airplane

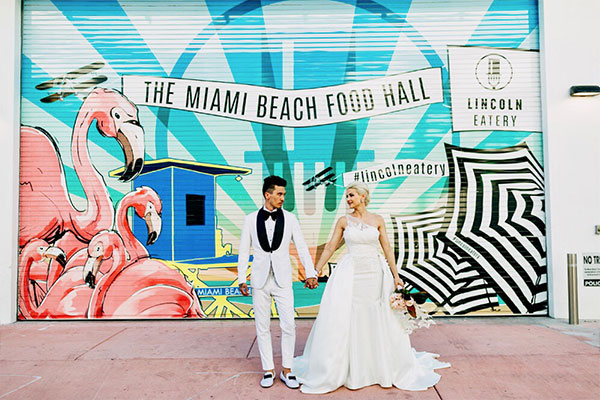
[302,166,337,191]
[35,61,107,103]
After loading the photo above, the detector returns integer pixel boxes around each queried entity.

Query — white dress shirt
[263,206,277,246]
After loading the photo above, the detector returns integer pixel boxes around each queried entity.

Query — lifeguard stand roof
[109,158,251,177]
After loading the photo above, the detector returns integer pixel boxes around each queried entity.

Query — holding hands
[304,277,319,289]
[239,277,318,296]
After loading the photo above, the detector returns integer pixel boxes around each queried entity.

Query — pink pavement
[1,317,598,399]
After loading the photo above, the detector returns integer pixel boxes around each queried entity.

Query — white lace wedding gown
[293,215,450,394]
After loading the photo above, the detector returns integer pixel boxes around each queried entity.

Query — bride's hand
[394,276,404,289]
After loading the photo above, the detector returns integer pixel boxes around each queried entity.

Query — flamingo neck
[70,104,114,241]
[18,250,41,319]
[116,196,148,262]
[88,240,127,318]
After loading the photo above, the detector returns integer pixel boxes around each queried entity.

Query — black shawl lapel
[256,208,285,253]
[270,210,285,252]
[256,209,271,252]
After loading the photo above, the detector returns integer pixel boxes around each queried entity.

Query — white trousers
[252,269,295,371]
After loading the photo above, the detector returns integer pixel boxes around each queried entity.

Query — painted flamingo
[18,239,66,317]
[22,231,90,306]
[18,239,96,319]
[77,185,161,288]
[50,186,162,279]
[18,186,163,320]
[42,232,88,290]
[19,88,145,249]
[84,231,204,318]
[115,186,162,262]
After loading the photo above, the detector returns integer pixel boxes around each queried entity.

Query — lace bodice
[343,215,380,257]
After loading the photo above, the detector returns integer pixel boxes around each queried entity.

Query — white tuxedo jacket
[237,208,317,289]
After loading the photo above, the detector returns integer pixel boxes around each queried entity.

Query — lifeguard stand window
[186,194,206,226]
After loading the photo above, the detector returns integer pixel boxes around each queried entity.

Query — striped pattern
[392,210,499,315]
[393,143,547,315]
[444,143,546,314]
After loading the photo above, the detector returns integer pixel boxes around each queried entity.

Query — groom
[237,175,319,389]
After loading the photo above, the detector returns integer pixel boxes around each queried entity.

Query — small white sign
[448,45,542,132]
[582,253,600,287]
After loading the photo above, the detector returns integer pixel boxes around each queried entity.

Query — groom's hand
[239,283,250,296]
[304,277,319,289]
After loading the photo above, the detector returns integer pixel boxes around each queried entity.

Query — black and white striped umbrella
[392,210,499,315]
[443,143,547,314]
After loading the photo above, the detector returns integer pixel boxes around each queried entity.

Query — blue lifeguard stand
[110,158,251,262]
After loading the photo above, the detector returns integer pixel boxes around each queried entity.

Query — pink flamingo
[22,231,88,306]
[22,185,164,310]
[52,185,162,280]
[42,232,89,291]
[53,186,161,272]
[18,239,95,319]
[84,231,204,319]
[115,186,162,262]
[53,185,161,289]
[19,88,145,248]
[19,202,176,321]
[18,240,65,317]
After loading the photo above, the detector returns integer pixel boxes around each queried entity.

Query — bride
[293,182,450,394]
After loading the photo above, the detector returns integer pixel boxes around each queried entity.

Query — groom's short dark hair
[263,175,287,197]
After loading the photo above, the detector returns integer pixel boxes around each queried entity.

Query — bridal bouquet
[389,287,434,334]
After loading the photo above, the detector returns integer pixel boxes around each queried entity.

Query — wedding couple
[237,175,449,394]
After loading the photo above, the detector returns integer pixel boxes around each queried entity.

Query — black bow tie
[262,209,280,221]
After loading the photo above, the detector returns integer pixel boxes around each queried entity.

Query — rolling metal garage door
[19,0,545,319]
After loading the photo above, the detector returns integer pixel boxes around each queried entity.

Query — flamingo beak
[144,208,162,245]
[116,120,144,182]
[83,256,102,289]
[42,246,67,268]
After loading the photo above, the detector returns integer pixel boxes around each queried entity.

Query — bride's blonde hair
[345,181,370,206]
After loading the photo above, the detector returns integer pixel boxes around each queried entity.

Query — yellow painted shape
[161,259,251,318]
[160,260,297,318]
[215,227,232,257]
[203,297,250,318]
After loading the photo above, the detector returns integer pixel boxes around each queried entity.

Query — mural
[19,0,545,319]
[18,89,203,319]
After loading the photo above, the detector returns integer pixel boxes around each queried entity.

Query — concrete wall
[0,0,21,324]
[540,0,600,319]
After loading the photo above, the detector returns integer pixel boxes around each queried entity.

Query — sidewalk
[1,317,598,399]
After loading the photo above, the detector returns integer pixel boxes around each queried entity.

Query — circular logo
[475,53,513,91]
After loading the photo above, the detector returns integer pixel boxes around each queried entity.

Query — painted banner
[122,69,443,127]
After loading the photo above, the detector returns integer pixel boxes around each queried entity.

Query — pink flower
[389,294,407,311]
